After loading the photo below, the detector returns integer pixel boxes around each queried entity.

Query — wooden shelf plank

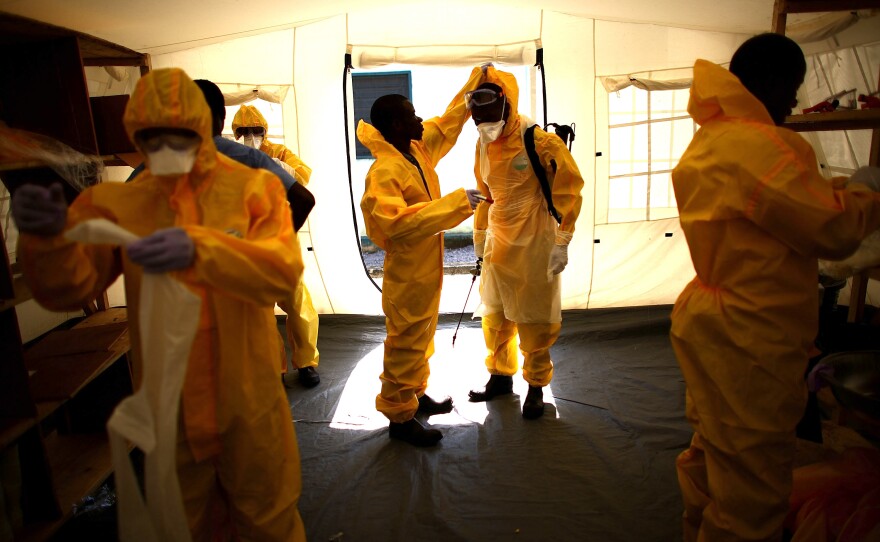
[73,307,127,329]
[783,109,880,132]
[0,274,33,313]
[28,351,125,402]
[0,160,49,172]
[0,12,146,64]
[18,431,115,542]
[0,417,37,450]
[780,1,880,14]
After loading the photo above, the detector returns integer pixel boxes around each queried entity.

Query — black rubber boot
[522,385,545,419]
[298,366,320,388]
[468,374,514,402]
[389,418,443,447]
[417,394,453,415]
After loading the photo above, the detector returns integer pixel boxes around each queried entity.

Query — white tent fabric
[6,1,880,336]
[786,10,876,43]
[216,84,290,106]
[601,76,693,93]
[353,42,538,69]
[141,6,880,316]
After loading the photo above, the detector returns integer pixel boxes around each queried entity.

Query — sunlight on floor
[329,324,558,430]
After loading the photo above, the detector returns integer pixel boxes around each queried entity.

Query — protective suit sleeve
[536,128,584,241]
[179,172,302,306]
[736,129,880,260]
[472,175,491,231]
[362,172,473,247]
[421,67,485,168]
[275,147,312,186]
[17,190,123,311]
[254,150,298,191]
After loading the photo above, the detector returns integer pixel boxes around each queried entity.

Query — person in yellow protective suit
[670,33,880,542]
[358,68,486,447]
[466,66,584,419]
[13,68,306,542]
[232,104,321,388]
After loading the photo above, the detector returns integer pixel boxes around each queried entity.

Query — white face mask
[146,146,198,176]
[477,120,505,145]
[243,134,263,149]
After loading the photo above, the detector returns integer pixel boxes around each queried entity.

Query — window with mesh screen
[607,86,695,223]
[352,72,412,159]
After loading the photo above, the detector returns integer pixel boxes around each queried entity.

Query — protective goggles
[465,89,503,110]
[135,129,201,153]
[235,126,266,137]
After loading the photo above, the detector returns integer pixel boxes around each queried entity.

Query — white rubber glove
[548,244,568,275]
[11,183,67,237]
[126,228,195,273]
[473,230,487,258]
[849,166,880,192]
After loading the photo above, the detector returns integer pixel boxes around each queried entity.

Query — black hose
[342,53,382,293]
[536,47,547,128]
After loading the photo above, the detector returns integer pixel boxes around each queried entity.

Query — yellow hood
[232,104,269,134]
[123,67,216,173]
[356,119,400,159]
[688,59,774,126]
[484,66,521,136]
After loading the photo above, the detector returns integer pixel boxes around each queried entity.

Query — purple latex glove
[465,189,484,210]
[11,183,67,236]
[807,362,834,393]
[126,228,195,273]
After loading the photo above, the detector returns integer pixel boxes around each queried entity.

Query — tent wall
[145,7,879,315]
[586,20,748,308]
[293,16,377,314]
[594,20,748,76]
[541,11,596,309]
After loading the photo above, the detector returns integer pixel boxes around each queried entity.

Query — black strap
[524,125,562,225]
[402,152,432,200]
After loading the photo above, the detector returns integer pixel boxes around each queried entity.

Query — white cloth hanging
[65,219,200,542]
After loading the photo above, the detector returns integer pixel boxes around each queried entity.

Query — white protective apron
[477,125,561,324]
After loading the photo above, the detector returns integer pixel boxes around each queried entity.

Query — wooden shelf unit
[775,0,880,323]
[0,12,147,541]
[771,1,880,34]
[783,109,880,132]
[18,432,115,542]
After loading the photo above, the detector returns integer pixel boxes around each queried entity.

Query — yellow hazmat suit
[19,68,306,542]
[232,105,313,184]
[358,69,484,423]
[670,59,880,542]
[472,67,584,387]
[232,104,319,373]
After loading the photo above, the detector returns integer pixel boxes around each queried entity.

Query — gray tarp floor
[285,305,690,542]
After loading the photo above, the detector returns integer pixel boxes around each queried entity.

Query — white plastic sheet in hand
[65,219,200,542]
